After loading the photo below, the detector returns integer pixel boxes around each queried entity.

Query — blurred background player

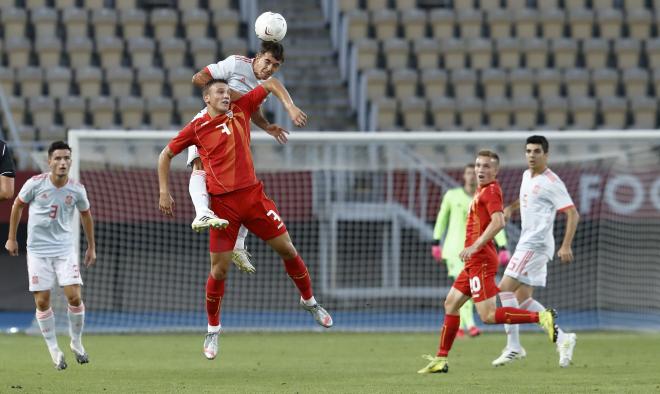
[432,163,510,338]
[492,135,579,368]
[0,139,16,201]
[4,141,96,370]
[158,78,332,361]
[419,150,556,374]
[185,41,290,274]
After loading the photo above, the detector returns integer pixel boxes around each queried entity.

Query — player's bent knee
[477,309,496,324]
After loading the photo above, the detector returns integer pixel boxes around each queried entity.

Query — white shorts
[186,146,200,167]
[27,251,83,292]
[503,249,550,287]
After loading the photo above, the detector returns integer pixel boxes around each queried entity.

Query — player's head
[525,135,549,172]
[253,41,284,80]
[202,79,231,113]
[47,140,72,177]
[463,163,476,189]
[475,150,500,186]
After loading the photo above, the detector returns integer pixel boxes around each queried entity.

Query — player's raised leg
[62,284,88,364]
[188,156,228,232]
[231,225,255,273]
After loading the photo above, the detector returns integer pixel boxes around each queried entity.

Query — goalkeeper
[432,163,510,338]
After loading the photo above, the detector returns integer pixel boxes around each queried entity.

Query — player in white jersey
[492,135,580,368]
[185,42,289,274]
[5,141,96,370]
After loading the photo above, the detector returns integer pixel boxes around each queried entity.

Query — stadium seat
[512,96,538,129]
[365,0,388,10]
[506,0,529,10]
[591,0,614,10]
[509,68,534,98]
[25,0,47,8]
[353,39,379,70]
[391,69,418,100]
[344,10,370,41]
[213,8,241,40]
[106,67,134,97]
[31,8,58,39]
[485,98,512,129]
[182,8,209,39]
[563,68,590,99]
[1,8,27,38]
[191,38,219,70]
[652,68,660,98]
[538,0,561,10]
[337,0,359,11]
[429,97,456,129]
[482,68,507,99]
[136,67,165,97]
[128,37,156,68]
[454,0,475,11]
[18,125,37,142]
[596,8,622,39]
[551,38,578,69]
[394,0,416,9]
[28,96,56,128]
[383,39,409,69]
[413,38,439,70]
[623,0,648,10]
[168,67,195,98]
[119,9,147,39]
[151,8,178,40]
[88,96,116,128]
[91,8,118,39]
[496,38,521,69]
[599,96,627,129]
[85,0,109,10]
[0,67,14,96]
[567,7,594,39]
[513,8,537,39]
[429,9,454,40]
[452,69,477,99]
[62,7,88,39]
[372,9,398,40]
[5,96,25,127]
[208,0,231,8]
[66,36,94,69]
[421,69,447,99]
[536,69,561,98]
[5,37,31,68]
[468,38,492,70]
[55,0,78,7]
[583,38,609,69]
[539,8,564,39]
[479,0,502,12]
[118,97,145,128]
[441,38,466,70]
[35,37,63,68]
[542,96,568,129]
[96,36,124,68]
[58,96,87,128]
[622,68,649,98]
[176,96,203,123]
[372,97,398,130]
[39,125,66,141]
[45,67,72,97]
[457,97,483,129]
[629,96,657,128]
[614,39,640,69]
[646,39,660,69]
[488,9,512,39]
[362,69,388,100]
[220,37,248,57]
[592,68,619,99]
[401,9,426,41]
[570,96,597,129]
[522,38,548,69]
[146,97,174,129]
[17,67,43,97]
[457,9,482,39]
[626,9,652,39]
[399,96,427,130]
[76,66,102,98]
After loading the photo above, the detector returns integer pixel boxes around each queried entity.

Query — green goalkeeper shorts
[445,257,465,279]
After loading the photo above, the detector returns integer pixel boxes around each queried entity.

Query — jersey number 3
[49,205,58,219]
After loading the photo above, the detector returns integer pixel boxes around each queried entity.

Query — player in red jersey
[418,150,557,374]
[157,78,333,360]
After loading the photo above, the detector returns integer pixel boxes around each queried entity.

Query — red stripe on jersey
[544,169,559,183]
[234,55,253,64]
[558,204,575,212]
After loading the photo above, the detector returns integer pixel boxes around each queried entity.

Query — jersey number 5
[49,205,58,219]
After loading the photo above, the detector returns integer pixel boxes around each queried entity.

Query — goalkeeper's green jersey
[433,187,508,260]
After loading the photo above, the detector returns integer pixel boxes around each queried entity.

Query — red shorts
[452,254,499,303]
[208,182,288,253]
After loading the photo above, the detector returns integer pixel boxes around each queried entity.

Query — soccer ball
[254,12,287,42]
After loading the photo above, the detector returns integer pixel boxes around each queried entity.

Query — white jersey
[18,173,90,257]
[187,55,263,165]
[516,168,574,259]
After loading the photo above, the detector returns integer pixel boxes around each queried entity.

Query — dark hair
[259,41,284,62]
[477,149,500,164]
[526,135,549,153]
[464,163,475,170]
[202,78,229,96]
[48,141,71,157]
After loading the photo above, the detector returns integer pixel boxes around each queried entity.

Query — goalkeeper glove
[431,245,442,262]
[498,248,511,266]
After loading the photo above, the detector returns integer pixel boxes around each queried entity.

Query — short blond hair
[477,149,500,164]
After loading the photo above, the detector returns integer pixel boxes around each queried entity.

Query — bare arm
[4,197,25,256]
[192,68,212,88]
[503,199,520,220]
[252,107,289,144]
[80,210,96,267]
[158,146,176,217]
[261,78,307,127]
[557,207,580,263]
[459,212,505,261]
[0,176,14,201]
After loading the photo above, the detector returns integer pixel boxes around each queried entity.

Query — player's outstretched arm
[261,78,307,127]
[158,146,176,217]
[0,176,14,201]
[80,210,96,267]
[459,211,505,261]
[252,107,289,144]
[192,68,212,88]
[557,206,580,263]
[503,199,520,220]
[4,197,26,256]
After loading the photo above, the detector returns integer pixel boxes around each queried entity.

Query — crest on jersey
[226,110,234,119]
[65,195,73,205]
[32,275,39,284]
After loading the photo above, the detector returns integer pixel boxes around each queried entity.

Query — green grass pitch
[1,332,659,393]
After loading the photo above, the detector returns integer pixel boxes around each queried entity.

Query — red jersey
[168,85,268,195]
[464,180,504,265]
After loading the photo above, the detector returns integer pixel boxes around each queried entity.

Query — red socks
[436,314,460,357]
[283,255,313,300]
[206,274,225,326]
[494,307,539,324]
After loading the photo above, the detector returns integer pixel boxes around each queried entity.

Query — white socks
[520,297,566,340]
[36,308,60,359]
[234,226,248,249]
[208,324,221,333]
[302,296,317,307]
[499,292,521,350]
[189,170,210,216]
[68,303,85,347]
